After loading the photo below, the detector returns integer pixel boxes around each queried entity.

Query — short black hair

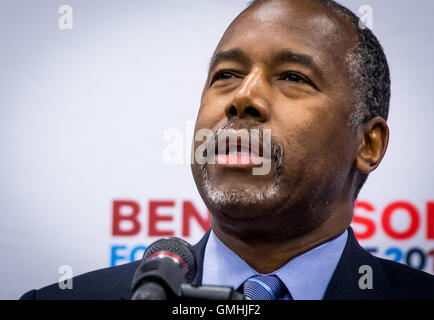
[247,0,391,200]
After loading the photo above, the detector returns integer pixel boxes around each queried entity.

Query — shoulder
[326,228,434,300]
[376,257,434,299]
[19,231,211,300]
[20,261,140,300]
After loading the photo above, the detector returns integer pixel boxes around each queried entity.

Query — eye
[280,72,307,83]
[210,70,237,85]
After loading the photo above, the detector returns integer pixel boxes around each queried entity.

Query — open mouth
[213,132,268,167]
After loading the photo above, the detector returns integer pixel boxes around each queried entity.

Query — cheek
[193,98,229,153]
[195,93,229,131]
[274,100,355,176]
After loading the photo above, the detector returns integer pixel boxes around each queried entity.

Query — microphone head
[143,237,197,283]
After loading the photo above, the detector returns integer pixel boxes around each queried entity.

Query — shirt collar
[202,229,348,300]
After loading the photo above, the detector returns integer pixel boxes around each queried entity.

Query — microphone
[131,237,197,300]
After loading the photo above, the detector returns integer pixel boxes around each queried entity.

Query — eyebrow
[209,48,323,79]
[208,48,251,73]
[272,50,323,78]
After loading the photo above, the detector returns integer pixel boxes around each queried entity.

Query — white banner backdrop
[0,0,433,299]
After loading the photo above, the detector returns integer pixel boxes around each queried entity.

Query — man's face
[191,0,360,240]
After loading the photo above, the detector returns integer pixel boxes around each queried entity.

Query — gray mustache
[203,124,284,165]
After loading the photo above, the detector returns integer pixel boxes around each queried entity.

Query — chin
[201,178,284,219]
[192,157,286,217]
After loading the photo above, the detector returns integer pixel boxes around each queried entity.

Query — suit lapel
[191,230,211,286]
[324,227,397,300]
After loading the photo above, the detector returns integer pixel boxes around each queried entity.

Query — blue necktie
[243,275,289,300]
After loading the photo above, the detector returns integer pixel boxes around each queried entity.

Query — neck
[211,205,352,274]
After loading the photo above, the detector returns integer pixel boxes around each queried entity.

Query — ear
[355,116,389,174]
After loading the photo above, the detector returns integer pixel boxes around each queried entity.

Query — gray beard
[203,171,281,207]
[199,145,284,208]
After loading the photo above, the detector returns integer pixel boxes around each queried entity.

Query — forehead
[215,0,358,71]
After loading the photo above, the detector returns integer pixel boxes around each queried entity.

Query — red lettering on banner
[352,201,376,239]
[110,198,433,240]
[382,201,420,240]
[112,200,141,236]
[182,201,210,237]
[427,202,434,239]
[149,200,175,237]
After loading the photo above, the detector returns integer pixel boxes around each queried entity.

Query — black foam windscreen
[143,237,197,283]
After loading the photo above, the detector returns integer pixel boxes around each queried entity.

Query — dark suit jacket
[20,228,434,300]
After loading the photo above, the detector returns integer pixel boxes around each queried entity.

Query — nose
[224,68,270,122]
